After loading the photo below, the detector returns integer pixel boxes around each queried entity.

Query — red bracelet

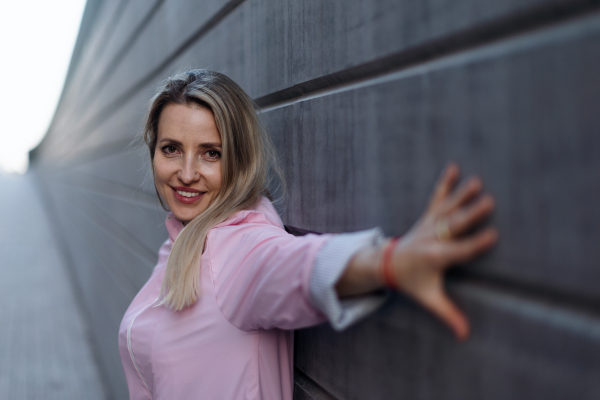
[380,237,401,290]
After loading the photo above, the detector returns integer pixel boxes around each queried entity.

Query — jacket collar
[165,213,183,245]
[164,197,284,244]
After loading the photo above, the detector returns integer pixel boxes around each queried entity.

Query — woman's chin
[169,199,212,223]
[165,193,212,223]
[171,208,202,224]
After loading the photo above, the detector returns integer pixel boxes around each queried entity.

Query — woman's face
[153,103,222,224]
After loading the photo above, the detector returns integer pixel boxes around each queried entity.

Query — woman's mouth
[172,187,204,204]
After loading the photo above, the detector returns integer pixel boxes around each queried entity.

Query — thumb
[420,289,470,341]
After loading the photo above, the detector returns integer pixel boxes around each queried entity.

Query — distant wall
[31,0,600,399]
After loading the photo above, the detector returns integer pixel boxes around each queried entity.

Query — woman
[118,70,497,400]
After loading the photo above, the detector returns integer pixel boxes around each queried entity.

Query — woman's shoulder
[212,196,285,231]
[206,197,302,260]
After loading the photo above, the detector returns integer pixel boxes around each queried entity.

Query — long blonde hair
[143,70,280,311]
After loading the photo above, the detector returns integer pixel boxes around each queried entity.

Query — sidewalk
[0,173,107,400]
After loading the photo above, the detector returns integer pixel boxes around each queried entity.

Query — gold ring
[435,218,452,241]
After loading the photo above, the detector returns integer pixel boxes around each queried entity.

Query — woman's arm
[336,163,498,341]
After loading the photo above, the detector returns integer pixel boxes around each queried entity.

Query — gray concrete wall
[31,0,600,399]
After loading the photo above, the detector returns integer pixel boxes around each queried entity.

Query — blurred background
[0,0,86,174]
[2,0,600,399]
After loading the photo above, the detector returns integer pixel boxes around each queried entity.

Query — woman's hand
[387,163,497,340]
[336,163,498,341]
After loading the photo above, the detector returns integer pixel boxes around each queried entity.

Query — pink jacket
[118,197,332,400]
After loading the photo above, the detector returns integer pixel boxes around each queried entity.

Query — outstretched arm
[335,163,498,341]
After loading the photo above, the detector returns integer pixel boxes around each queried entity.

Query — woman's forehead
[157,103,221,145]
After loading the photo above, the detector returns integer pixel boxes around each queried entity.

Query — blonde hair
[143,70,280,311]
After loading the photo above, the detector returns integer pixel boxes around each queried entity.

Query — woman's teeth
[177,190,200,198]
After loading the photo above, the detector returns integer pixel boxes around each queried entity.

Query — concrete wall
[31,0,600,398]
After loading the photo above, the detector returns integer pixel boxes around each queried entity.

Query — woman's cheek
[154,157,172,182]
[206,162,222,191]
[153,158,172,196]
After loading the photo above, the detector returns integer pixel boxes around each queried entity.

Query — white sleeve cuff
[309,228,388,331]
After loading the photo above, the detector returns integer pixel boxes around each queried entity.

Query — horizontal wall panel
[50,181,160,264]
[74,148,155,195]
[88,299,129,400]
[80,189,168,255]
[260,14,600,302]
[49,0,127,140]
[54,0,230,155]
[103,0,231,96]
[52,167,158,208]
[46,180,161,398]
[82,0,164,97]
[62,0,599,145]
[176,0,578,99]
[56,187,159,291]
[46,184,143,398]
[296,285,600,400]
[40,81,151,165]
[66,0,126,95]
[72,90,152,160]
[48,185,149,304]
[60,0,161,121]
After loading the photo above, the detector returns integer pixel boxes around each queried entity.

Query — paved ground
[0,173,107,400]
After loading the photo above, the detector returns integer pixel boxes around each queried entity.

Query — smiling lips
[171,186,205,204]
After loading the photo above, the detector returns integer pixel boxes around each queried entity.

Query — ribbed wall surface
[31,0,600,398]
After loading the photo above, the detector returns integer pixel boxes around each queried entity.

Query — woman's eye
[161,145,178,155]
[205,150,221,160]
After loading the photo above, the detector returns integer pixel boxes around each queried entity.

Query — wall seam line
[256,0,600,110]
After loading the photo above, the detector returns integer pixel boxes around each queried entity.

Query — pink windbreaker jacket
[118,197,332,400]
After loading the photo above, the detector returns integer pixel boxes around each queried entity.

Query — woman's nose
[178,157,200,184]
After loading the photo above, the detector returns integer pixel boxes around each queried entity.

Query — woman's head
[143,70,280,310]
[153,103,222,223]
[144,69,270,223]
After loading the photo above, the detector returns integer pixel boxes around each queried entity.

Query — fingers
[447,194,495,237]
[446,227,498,266]
[420,289,470,341]
[414,162,496,342]
[427,163,460,213]
[440,176,483,215]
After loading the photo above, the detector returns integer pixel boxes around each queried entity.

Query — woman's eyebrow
[158,138,183,146]
[198,142,222,149]
[158,138,221,148]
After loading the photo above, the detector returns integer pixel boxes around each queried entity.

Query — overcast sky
[0,0,86,174]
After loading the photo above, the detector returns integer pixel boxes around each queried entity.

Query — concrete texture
[0,173,107,400]
[266,12,600,302]
[295,283,600,399]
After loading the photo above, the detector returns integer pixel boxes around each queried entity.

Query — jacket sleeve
[207,222,332,331]
[309,229,388,331]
